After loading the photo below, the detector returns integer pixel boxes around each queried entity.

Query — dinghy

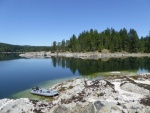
[31,87,58,96]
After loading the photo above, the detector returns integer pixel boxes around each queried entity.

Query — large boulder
[98,105,122,113]
[0,98,34,113]
[50,102,95,113]
[121,82,150,95]
[94,101,105,111]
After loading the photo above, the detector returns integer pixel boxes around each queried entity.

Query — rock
[110,106,122,113]
[52,105,71,113]
[0,99,12,110]
[1,76,150,113]
[73,102,95,113]
[20,52,51,58]
[0,98,34,113]
[20,52,150,59]
[122,100,150,113]
[98,105,122,113]
[94,101,105,111]
[50,102,95,113]
[121,82,150,95]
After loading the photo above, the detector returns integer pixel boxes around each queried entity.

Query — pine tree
[128,29,139,53]
[119,28,129,52]
[61,39,66,52]
[52,41,57,52]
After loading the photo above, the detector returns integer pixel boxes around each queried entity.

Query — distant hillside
[0,42,50,52]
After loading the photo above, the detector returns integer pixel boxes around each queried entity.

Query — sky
[0,0,150,46]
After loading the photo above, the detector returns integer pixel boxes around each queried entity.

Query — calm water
[0,53,150,99]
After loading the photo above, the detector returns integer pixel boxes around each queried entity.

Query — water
[0,53,150,99]
[51,57,150,75]
[0,54,80,99]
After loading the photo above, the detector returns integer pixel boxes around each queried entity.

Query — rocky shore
[1,73,150,113]
[19,52,150,59]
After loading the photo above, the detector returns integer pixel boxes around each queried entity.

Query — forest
[0,43,50,52]
[1,28,150,53]
[51,28,150,53]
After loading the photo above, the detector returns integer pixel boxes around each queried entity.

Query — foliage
[51,28,150,53]
[0,43,50,52]
[1,28,149,53]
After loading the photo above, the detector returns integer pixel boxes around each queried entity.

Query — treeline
[51,28,150,53]
[0,43,50,52]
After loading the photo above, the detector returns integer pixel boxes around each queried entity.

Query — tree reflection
[0,53,21,61]
[51,57,150,76]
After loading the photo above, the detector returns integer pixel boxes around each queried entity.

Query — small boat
[31,87,58,97]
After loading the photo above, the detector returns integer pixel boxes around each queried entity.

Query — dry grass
[101,49,110,53]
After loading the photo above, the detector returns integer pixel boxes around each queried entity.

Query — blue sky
[0,0,150,46]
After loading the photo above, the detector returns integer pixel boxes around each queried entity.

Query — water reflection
[0,53,21,61]
[0,55,150,99]
[51,57,150,75]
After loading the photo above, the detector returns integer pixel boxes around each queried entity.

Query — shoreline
[0,73,150,113]
[19,52,150,59]
[11,76,80,101]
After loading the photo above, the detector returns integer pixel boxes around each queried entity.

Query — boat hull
[31,88,58,97]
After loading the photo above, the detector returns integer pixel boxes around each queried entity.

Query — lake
[0,53,150,99]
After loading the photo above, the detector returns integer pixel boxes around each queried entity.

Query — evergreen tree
[50,28,150,53]
[144,36,150,53]
[119,28,129,52]
[69,34,77,52]
[139,37,145,52]
[61,39,66,52]
[104,28,111,49]
[52,41,57,52]
[128,29,139,53]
